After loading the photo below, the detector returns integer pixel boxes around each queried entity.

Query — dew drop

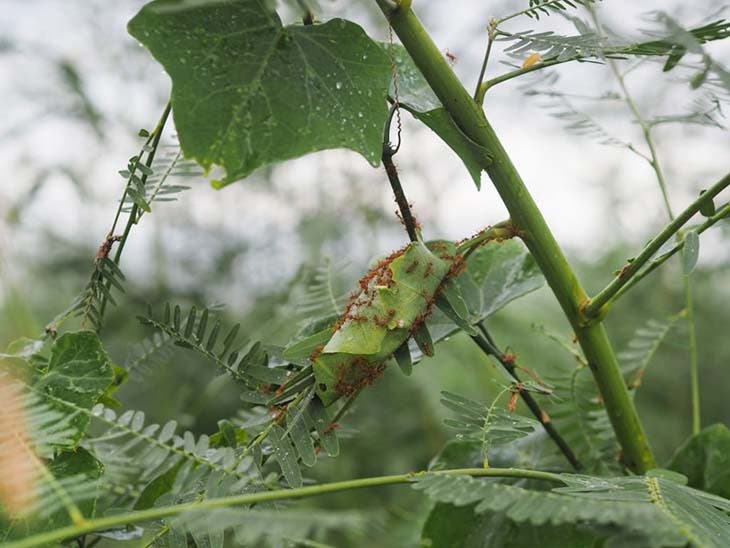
[335,81,343,90]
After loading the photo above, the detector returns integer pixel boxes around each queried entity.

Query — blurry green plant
[2,1,730,547]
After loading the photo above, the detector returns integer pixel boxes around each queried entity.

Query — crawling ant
[405,259,419,273]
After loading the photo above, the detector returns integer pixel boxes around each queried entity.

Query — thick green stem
[4,467,561,548]
[375,0,656,472]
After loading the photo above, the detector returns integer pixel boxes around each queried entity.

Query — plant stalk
[4,467,562,548]
[374,0,655,472]
[584,173,730,317]
[610,202,729,303]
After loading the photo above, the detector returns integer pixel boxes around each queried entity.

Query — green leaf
[45,447,104,527]
[462,240,544,317]
[422,240,544,355]
[306,397,339,457]
[428,440,484,471]
[287,405,317,467]
[422,502,603,548]
[415,473,730,547]
[682,230,700,275]
[128,0,392,187]
[393,341,413,376]
[699,189,717,217]
[209,419,247,448]
[441,391,539,466]
[663,47,686,72]
[412,321,435,357]
[435,294,477,336]
[669,424,730,499]
[134,461,183,510]
[391,45,487,187]
[49,446,104,481]
[37,332,114,448]
[282,326,332,362]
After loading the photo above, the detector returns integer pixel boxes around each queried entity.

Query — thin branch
[471,323,583,470]
[97,102,172,326]
[479,58,565,100]
[5,467,563,548]
[383,106,419,242]
[584,172,730,317]
[474,19,497,102]
[455,220,515,255]
[610,203,730,303]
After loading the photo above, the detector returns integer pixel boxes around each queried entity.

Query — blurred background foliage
[1,0,729,545]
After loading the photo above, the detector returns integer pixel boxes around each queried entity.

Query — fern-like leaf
[441,390,540,467]
[121,142,197,216]
[414,472,730,547]
[44,256,126,333]
[537,328,618,472]
[292,258,349,322]
[525,0,598,20]
[497,16,730,66]
[619,315,681,390]
[171,508,366,547]
[124,331,174,381]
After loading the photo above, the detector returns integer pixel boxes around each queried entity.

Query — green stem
[585,172,730,316]
[98,102,172,326]
[610,203,730,302]
[5,467,561,548]
[455,220,514,254]
[479,58,564,101]
[374,0,655,473]
[684,274,701,434]
[473,19,497,102]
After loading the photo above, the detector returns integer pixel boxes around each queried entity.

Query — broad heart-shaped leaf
[128,0,392,187]
[35,331,114,448]
[390,45,489,187]
[669,424,730,499]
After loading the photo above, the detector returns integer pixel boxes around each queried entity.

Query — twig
[5,467,563,548]
[97,102,172,327]
[474,18,497,102]
[383,105,419,242]
[610,203,730,302]
[584,171,730,317]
